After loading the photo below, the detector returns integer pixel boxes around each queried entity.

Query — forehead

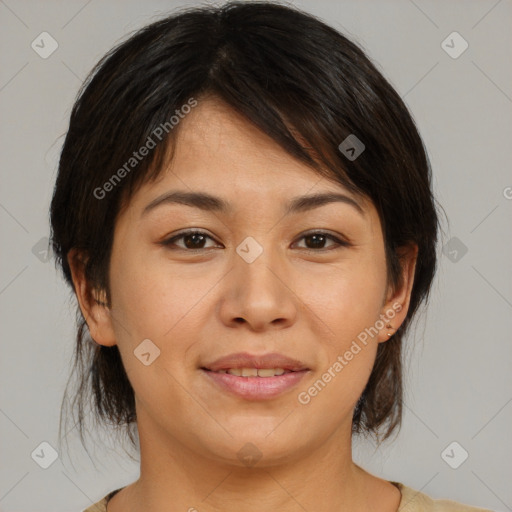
[130,97,366,209]
[173,98,319,186]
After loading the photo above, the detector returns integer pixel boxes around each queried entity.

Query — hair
[50,0,439,454]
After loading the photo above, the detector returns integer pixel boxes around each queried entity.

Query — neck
[110,410,399,512]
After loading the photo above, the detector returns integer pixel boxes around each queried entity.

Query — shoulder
[82,487,123,512]
[83,483,495,512]
[82,497,108,512]
[394,482,495,511]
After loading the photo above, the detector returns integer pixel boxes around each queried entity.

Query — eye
[293,231,350,251]
[161,230,220,250]
[161,229,350,252]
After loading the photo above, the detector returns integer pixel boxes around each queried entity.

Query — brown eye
[304,233,329,249]
[162,230,218,250]
[294,231,349,251]
[182,233,208,249]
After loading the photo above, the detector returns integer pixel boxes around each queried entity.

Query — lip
[201,352,310,401]
[203,352,309,372]
[201,368,309,400]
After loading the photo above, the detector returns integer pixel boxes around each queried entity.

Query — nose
[218,242,298,333]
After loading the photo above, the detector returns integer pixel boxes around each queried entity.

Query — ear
[376,243,418,343]
[67,249,117,347]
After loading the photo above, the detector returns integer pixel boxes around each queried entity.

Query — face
[74,97,415,468]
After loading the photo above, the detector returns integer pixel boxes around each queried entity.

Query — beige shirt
[83,482,495,511]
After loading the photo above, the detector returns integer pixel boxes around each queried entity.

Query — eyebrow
[142,190,365,217]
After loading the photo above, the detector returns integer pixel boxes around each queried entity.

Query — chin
[196,425,314,470]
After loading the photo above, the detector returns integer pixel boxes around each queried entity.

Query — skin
[70,96,417,512]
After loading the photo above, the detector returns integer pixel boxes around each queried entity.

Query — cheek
[108,255,213,431]
[107,250,228,407]
[292,253,387,412]
[109,245,216,343]
[298,253,388,343]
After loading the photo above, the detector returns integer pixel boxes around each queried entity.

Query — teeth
[258,368,285,377]
[241,368,258,377]
[222,368,288,377]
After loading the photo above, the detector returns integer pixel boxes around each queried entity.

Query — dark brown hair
[50,1,439,453]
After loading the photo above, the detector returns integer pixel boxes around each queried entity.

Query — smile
[214,368,291,377]
[201,367,308,400]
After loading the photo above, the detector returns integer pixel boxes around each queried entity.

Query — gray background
[0,0,511,511]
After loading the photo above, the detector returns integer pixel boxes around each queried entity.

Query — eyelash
[161,229,350,252]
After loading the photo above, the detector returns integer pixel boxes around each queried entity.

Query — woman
[50,2,492,511]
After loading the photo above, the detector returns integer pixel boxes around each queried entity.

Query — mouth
[202,351,309,373]
[200,352,310,400]
[200,368,309,400]
[205,367,294,377]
